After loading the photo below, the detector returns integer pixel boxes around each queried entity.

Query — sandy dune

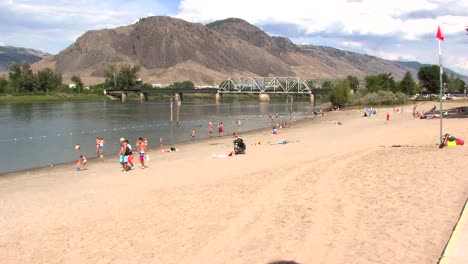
[0,101,467,264]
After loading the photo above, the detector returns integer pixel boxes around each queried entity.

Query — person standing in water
[209,121,213,137]
[218,122,224,137]
[95,137,100,157]
[95,137,104,158]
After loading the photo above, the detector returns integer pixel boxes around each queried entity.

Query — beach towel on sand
[210,152,234,158]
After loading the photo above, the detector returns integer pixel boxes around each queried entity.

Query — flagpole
[438,39,444,147]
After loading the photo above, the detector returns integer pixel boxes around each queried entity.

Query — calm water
[0,98,316,173]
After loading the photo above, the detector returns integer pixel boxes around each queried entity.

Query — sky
[1,0,467,75]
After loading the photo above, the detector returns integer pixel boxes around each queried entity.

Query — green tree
[417,65,448,93]
[306,80,316,88]
[104,64,118,88]
[116,64,141,90]
[36,68,62,93]
[181,80,195,89]
[8,63,22,93]
[71,75,84,93]
[0,76,8,94]
[346,75,359,93]
[104,64,141,90]
[8,63,35,93]
[399,71,419,95]
[329,79,350,107]
[365,73,396,93]
[365,75,380,93]
[321,80,335,89]
[20,63,35,92]
[382,73,397,92]
[168,81,195,89]
[446,76,466,93]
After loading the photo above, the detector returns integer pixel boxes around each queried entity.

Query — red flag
[437,25,444,41]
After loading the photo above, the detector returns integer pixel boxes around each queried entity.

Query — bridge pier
[174,93,183,102]
[258,93,270,102]
[121,92,127,103]
[309,94,315,105]
[139,92,148,102]
[215,93,223,103]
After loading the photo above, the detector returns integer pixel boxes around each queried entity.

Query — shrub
[350,90,407,106]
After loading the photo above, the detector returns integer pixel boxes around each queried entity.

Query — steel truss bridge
[104,77,331,102]
[219,77,330,95]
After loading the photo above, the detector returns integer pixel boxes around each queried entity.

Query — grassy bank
[0,93,107,103]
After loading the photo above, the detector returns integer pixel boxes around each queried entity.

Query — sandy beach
[1,101,467,264]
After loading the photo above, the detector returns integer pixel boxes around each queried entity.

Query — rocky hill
[0,46,51,71]
[33,16,455,85]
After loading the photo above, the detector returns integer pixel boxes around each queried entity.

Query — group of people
[119,137,148,172]
[74,136,149,172]
[207,121,224,138]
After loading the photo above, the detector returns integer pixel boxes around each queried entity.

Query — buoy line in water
[0,111,310,144]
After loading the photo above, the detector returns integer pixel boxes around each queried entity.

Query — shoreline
[0,112,329,177]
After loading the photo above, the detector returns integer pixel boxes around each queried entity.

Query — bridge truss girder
[219,77,313,94]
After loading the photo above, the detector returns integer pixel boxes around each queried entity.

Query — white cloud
[341,41,363,48]
[177,0,466,38]
[372,50,418,61]
[2,0,468,75]
[446,56,468,75]
[175,0,468,75]
[0,0,171,53]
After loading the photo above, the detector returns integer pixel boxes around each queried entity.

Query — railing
[219,77,313,94]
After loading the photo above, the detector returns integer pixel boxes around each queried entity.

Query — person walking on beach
[125,139,134,170]
[386,113,390,122]
[119,138,128,172]
[218,122,224,137]
[191,128,196,140]
[137,137,148,169]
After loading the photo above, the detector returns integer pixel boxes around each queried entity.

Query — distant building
[151,83,170,88]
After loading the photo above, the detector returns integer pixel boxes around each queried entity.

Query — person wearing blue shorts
[119,138,128,172]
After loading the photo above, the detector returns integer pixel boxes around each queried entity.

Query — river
[0,98,317,173]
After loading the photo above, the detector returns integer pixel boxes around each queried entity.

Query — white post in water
[170,97,173,123]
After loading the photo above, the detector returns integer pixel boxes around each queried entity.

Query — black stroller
[233,137,246,154]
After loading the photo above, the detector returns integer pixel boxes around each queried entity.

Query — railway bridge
[104,77,331,104]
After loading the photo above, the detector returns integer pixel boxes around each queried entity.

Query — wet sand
[1,101,467,264]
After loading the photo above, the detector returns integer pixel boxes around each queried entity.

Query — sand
[0,101,467,264]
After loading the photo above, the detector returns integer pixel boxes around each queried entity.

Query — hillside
[31,16,463,85]
[0,46,51,71]
[397,61,468,81]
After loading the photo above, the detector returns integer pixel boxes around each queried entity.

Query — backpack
[125,145,133,155]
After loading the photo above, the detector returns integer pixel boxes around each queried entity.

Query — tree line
[0,63,197,95]
[0,63,88,94]
[1,63,465,103]
[324,66,466,107]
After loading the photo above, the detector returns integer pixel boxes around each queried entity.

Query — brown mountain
[38,16,419,85]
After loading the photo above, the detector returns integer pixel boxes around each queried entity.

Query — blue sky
[1,0,467,75]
